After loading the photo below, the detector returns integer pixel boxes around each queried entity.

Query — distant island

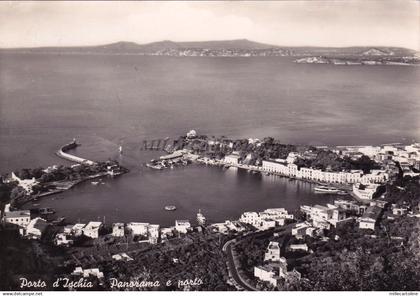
[0,39,418,64]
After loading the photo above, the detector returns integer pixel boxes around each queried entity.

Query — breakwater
[56,140,96,165]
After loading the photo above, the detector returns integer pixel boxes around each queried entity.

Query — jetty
[56,139,97,165]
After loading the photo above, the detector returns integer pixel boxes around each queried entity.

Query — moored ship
[314,186,340,194]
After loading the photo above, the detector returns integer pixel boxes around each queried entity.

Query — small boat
[146,163,164,170]
[314,186,340,193]
[32,203,40,206]
[337,190,348,195]
[91,181,99,185]
[164,205,177,211]
[196,209,206,225]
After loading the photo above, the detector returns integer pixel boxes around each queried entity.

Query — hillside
[0,40,416,58]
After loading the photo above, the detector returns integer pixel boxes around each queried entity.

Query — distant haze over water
[1,54,419,225]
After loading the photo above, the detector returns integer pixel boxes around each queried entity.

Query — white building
[239,208,291,231]
[112,223,125,237]
[175,220,191,234]
[127,222,149,236]
[289,243,309,252]
[3,204,31,228]
[223,154,240,165]
[83,221,102,239]
[55,233,73,246]
[264,242,281,262]
[353,183,380,200]
[148,224,160,244]
[254,264,280,287]
[261,159,388,185]
[72,224,86,237]
[359,206,382,230]
[10,172,39,194]
[24,217,48,239]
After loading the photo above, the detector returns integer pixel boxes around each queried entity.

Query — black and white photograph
[0,0,419,293]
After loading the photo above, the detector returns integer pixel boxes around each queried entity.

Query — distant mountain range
[0,39,417,58]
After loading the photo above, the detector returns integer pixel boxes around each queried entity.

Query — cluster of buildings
[337,143,420,174]
[239,208,294,231]
[261,159,388,185]
[1,204,48,239]
[254,242,301,287]
[6,172,39,194]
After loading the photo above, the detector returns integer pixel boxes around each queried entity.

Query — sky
[0,1,418,50]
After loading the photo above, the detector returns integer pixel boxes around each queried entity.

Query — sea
[0,53,419,226]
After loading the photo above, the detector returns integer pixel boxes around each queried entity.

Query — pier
[56,140,97,165]
[142,138,174,152]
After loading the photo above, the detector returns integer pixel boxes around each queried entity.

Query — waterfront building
[223,153,240,165]
[10,172,39,194]
[300,204,348,229]
[359,206,382,230]
[3,205,31,228]
[83,221,103,239]
[264,242,281,262]
[261,159,388,185]
[186,130,197,139]
[112,223,125,237]
[127,222,149,236]
[353,183,380,200]
[148,224,160,244]
[175,220,191,234]
[23,217,48,239]
[160,227,174,240]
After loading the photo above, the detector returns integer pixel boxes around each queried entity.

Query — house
[10,172,39,194]
[292,221,311,238]
[55,233,73,246]
[112,223,125,237]
[83,221,102,239]
[359,206,382,230]
[353,183,380,200]
[160,227,175,240]
[3,204,31,228]
[289,243,309,252]
[127,222,149,236]
[264,242,281,262]
[254,264,281,287]
[175,220,191,234]
[72,224,86,236]
[24,217,48,239]
[148,224,160,244]
[72,267,104,279]
[391,204,408,216]
[112,253,133,262]
[223,154,240,165]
